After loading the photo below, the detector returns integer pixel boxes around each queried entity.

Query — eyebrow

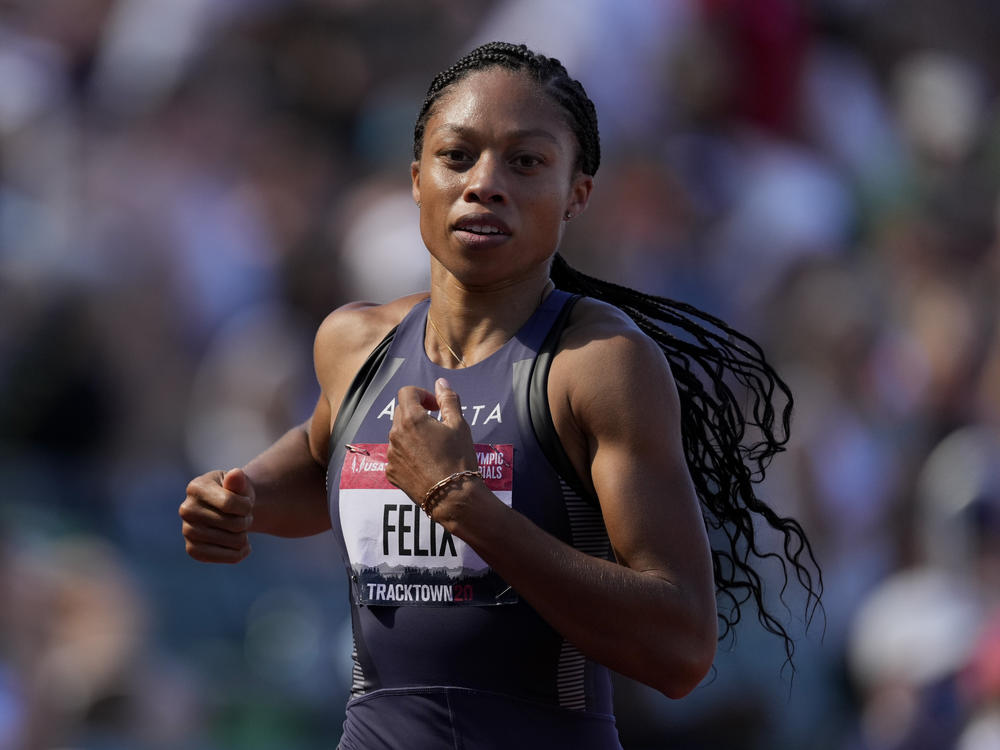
[433,124,561,145]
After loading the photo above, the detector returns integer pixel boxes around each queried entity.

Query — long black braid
[414,42,823,665]
[551,254,823,666]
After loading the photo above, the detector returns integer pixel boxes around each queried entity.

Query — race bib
[339,443,517,606]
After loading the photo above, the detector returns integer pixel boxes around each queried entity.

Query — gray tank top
[326,290,617,718]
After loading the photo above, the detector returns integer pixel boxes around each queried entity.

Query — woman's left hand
[385,378,479,512]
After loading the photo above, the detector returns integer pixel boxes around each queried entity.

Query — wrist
[421,469,483,517]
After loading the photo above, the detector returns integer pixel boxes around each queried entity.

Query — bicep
[591,417,708,581]
[581,340,713,592]
[306,393,332,467]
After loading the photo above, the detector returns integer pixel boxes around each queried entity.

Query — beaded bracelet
[420,469,482,516]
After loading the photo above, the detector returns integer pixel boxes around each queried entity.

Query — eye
[439,148,472,165]
[512,154,543,170]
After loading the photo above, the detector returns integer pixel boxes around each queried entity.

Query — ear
[411,160,421,206]
[565,173,594,220]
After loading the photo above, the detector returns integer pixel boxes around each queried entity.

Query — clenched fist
[385,377,479,514]
[179,468,255,563]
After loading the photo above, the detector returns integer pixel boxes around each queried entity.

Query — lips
[452,213,511,237]
[452,213,511,251]
[451,213,512,250]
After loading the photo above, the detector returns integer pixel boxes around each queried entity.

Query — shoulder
[314,292,428,401]
[315,293,426,361]
[556,296,669,378]
[551,295,678,436]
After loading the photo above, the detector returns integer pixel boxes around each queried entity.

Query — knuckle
[218,495,240,514]
[179,500,200,521]
[221,515,244,533]
[186,471,218,495]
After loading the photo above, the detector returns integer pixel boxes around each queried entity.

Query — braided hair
[414,41,600,177]
[414,42,822,664]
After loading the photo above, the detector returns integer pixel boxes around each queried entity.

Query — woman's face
[412,67,592,289]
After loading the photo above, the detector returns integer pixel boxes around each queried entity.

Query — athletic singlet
[326,291,624,749]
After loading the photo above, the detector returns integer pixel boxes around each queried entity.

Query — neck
[425,264,554,368]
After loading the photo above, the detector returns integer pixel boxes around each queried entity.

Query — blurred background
[2,0,1000,748]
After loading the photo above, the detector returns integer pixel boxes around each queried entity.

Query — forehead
[426,67,572,142]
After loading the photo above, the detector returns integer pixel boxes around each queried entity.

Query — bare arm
[241,412,331,537]
[180,320,338,560]
[385,318,717,698]
[179,402,331,563]
[180,297,422,563]
[179,315,339,561]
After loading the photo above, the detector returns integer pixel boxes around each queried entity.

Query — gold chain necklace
[427,313,467,368]
[426,281,554,369]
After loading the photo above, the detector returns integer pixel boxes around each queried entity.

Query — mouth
[452,213,512,238]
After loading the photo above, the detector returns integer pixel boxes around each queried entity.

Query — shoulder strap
[329,297,599,511]
[527,294,600,508]
[328,326,398,465]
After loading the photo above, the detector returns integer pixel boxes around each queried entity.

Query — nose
[462,153,507,205]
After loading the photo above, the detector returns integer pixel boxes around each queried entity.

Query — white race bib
[339,443,516,606]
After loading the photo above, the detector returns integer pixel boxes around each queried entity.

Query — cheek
[419,171,454,219]
[530,190,569,234]
[548,218,567,249]
[418,208,440,252]
[425,162,463,193]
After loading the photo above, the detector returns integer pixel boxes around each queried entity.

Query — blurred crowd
[1,1,999,748]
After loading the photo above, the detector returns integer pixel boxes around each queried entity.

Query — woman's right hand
[179,468,255,563]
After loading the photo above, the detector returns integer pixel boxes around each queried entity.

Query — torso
[324,292,619,732]
[313,291,635,499]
